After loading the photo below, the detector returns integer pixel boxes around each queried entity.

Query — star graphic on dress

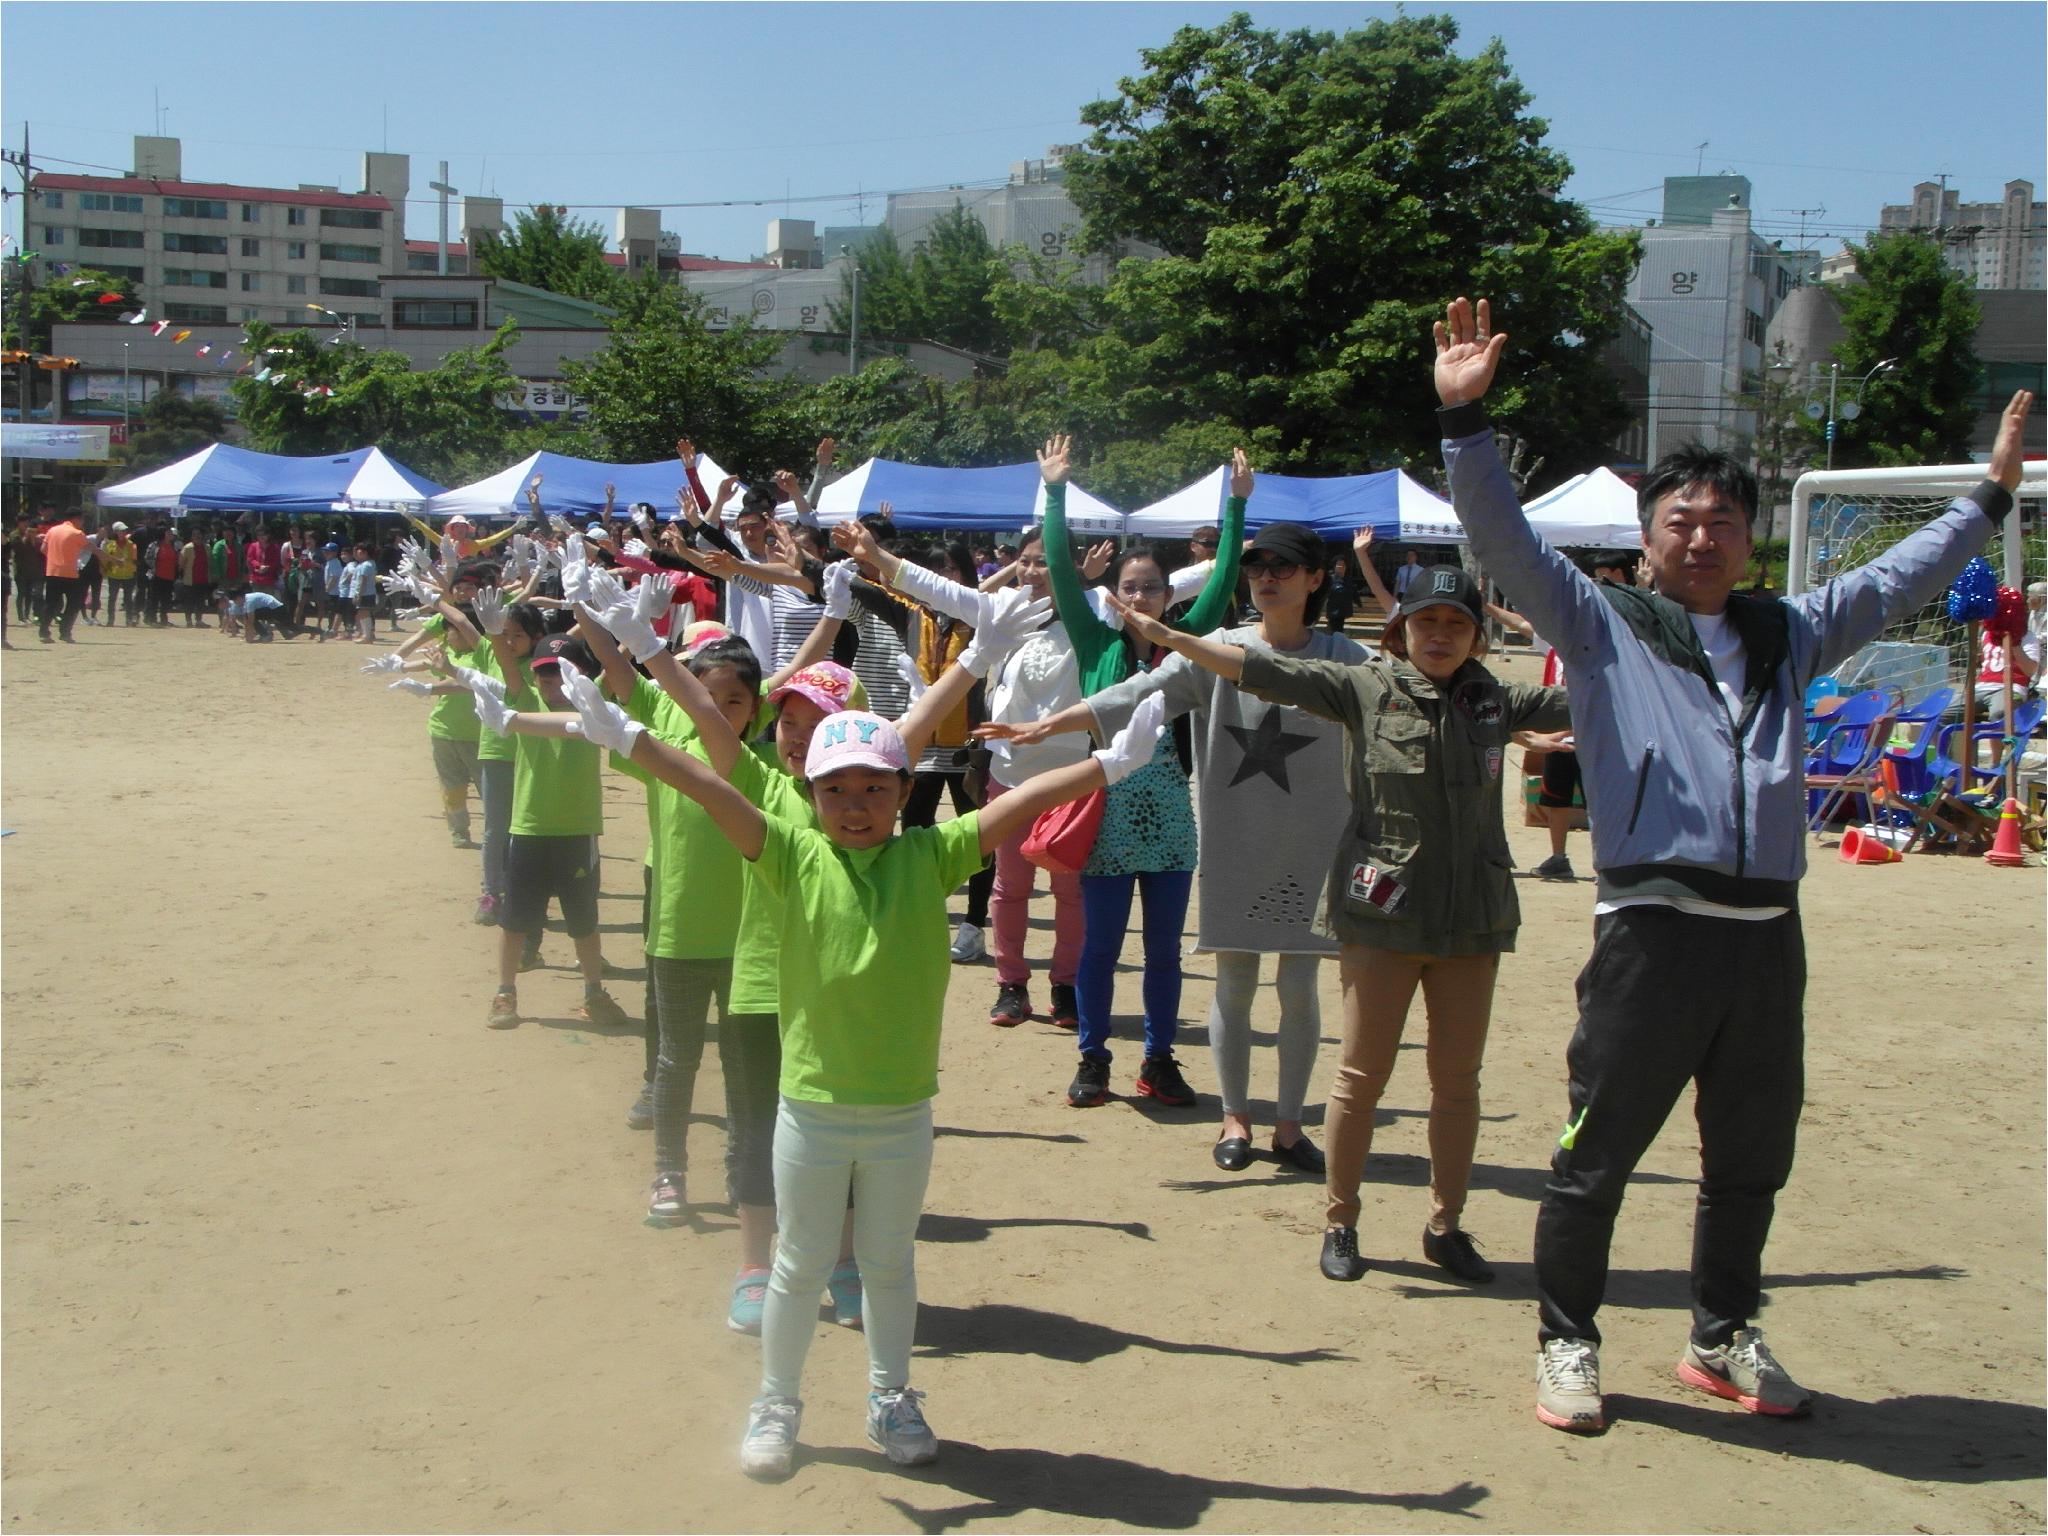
[1221,711,1318,791]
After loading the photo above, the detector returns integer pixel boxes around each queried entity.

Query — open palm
[1432,296,1507,407]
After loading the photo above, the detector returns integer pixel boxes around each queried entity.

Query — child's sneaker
[739,1395,802,1480]
[646,1171,685,1226]
[518,939,544,972]
[826,1259,863,1328]
[727,1268,769,1334]
[1048,983,1080,1030]
[1136,1053,1197,1107]
[578,987,631,1028]
[472,892,498,926]
[626,1080,654,1130]
[866,1387,938,1466]
[486,988,518,1030]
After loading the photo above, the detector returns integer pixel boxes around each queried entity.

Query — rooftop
[33,171,391,213]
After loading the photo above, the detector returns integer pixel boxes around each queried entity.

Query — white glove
[395,535,427,570]
[360,653,405,675]
[959,588,1054,677]
[408,571,438,608]
[377,570,412,596]
[473,585,508,636]
[439,534,460,571]
[560,666,644,754]
[454,665,514,733]
[1092,691,1167,786]
[822,560,858,620]
[559,535,591,605]
[585,564,628,615]
[548,513,575,539]
[885,554,993,629]
[633,572,673,624]
[589,595,663,665]
[388,677,436,698]
[894,652,928,704]
[624,537,651,561]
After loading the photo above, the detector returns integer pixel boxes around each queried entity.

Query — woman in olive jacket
[1109,563,1568,1286]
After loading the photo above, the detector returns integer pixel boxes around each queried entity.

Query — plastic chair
[1877,686,1957,806]
[1807,694,1901,831]
[1804,690,1893,777]
[1933,697,2047,796]
[1803,675,1845,747]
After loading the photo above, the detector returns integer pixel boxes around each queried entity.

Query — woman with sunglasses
[993,521,1368,1171]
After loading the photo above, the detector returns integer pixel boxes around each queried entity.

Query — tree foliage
[105,389,230,481]
[2,263,143,352]
[1825,232,1982,468]
[471,204,623,306]
[1059,11,1639,476]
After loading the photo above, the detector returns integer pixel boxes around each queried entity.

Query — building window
[1744,310,1767,347]
[163,197,229,219]
[162,303,229,324]
[318,208,384,230]
[42,227,64,245]
[287,275,307,295]
[240,273,261,292]
[318,276,380,299]
[164,268,229,289]
[287,241,308,261]
[240,237,262,258]
[319,242,382,264]
[241,203,260,223]
[240,308,262,323]
[287,207,307,226]
[393,298,479,329]
[163,232,229,255]
[79,227,146,249]
[80,193,144,213]
[91,265,145,284]
[39,190,63,208]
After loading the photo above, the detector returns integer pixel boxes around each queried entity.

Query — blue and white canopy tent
[811,458,1127,537]
[422,450,744,523]
[1122,465,1464,543]
[96,443,445,515]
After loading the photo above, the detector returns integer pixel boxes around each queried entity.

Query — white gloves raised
[821,559,858,621]
[388,677,436,698]
[560,666,644,755]
[623,537,651,561]
[454,665,514,734]
[894,652,928,704]
[1091,691,1167,786]
[473,585,508,637]
[360,653,406,675]
[959,588,1053,678]
[885,554,990,628]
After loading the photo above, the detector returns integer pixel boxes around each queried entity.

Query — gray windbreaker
[1441,406,2010,909]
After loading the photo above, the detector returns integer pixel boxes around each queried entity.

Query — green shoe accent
[1559,1106,1588,1151]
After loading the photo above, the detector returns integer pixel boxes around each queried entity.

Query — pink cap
[803,710,909,780]
[768,660,858,718]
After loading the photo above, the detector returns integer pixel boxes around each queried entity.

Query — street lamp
[122,340,131,441]
[840,244,860,376]
[1807,357,1898,470]
[305,303,357,345]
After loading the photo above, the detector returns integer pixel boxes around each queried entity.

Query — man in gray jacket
[1433,295,2035,1434]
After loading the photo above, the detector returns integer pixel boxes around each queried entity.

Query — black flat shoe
[1320,1225,1368,1282]
[1212,1137,1252,1171]
[1271,1135,1326,1178]
[1422,1226,1496,1285]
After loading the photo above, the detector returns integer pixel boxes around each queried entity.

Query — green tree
[227,319,530,484]
[1,263,143,351]
[471,204,624,306]
[561,281,808,474]
[1061,12,1639,474]
[1824,231,1982,468]
[103,388,229,481]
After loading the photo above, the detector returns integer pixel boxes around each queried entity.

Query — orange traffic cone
[1984,797,2028,867]
[1840,825,1903,865]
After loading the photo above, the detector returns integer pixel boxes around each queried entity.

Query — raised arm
[1038,435,1120,673]
[1171,448,1251,635]
[973,692,1167,856]
[1105,591,1247,682]
[1352,527,1397,617]
[895,588,1050,760]
[472,523,518,551]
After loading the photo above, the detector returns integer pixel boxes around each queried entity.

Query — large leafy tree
[561,281,808,475]
[471,204,623,306]
[1060,12,1639,475]
[227,318,531,484]
[1823,231,1982,468]
[1,262,142,351]
[100,388,229,481]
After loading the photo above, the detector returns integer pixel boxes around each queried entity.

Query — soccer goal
[1789,461,2046,699]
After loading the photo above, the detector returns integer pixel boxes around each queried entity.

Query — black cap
[1394,564,1484,625]
[1245,522,1323,569]
[530,632,577,672]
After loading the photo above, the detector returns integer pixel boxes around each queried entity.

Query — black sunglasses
[1242,556,1301,577]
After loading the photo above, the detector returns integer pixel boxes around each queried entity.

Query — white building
[1878,180,2045,291]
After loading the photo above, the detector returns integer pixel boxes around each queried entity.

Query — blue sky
[4,2,2043,261]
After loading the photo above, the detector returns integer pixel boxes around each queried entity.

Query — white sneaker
[867,1386,939,1465]
[949,922,986,963]
[739,1395,802,1479]
[1677,1327,1813,1417]
[1535,1338,1605,1433]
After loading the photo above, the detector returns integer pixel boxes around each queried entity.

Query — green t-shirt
[506,676,603,837]
[751,811,984,1105]
[421,618,483,743]
[467,638,523,764]
[728,750,808,1016]
[612,678,745,961]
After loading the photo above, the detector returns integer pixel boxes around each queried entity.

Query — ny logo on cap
[817,717,883,749]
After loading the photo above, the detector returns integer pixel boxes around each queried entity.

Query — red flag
[96,292,124,305]
[151,320,170,336]
[196,345,211,357]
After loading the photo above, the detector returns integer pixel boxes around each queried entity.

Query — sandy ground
[3,616,2044,1535]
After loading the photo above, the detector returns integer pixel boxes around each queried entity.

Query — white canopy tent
[1519,467,1644,550]
[422,450,743,522]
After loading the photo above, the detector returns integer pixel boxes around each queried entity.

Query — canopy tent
[1519,467,1643,550]
[1122,466,1465,544]
[96,443,444,514]
[422,450,742,523]
[811,458,1126,537]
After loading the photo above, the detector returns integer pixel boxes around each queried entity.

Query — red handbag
[1021,787,1106,875]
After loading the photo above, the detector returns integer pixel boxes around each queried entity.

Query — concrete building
[1610,175,1807,460]
[1878,180,2045,291]
[1600,301,1654,468]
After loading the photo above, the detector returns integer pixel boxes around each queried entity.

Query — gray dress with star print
[1086,625,1372,955]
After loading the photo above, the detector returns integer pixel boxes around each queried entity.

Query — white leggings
[760,1096,933,1400]
[1207,951,1324,1123]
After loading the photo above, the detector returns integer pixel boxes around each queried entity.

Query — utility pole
[429,162,459,275]
[842,245,860,376]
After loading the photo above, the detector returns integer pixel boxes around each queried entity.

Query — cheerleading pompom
[1946,557,1999,622]
[1986,586,2028,643]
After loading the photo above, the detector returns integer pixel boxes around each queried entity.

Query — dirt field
[4,619,2043,1534]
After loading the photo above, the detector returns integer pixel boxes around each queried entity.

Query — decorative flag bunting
[96,291,124,304]
[124,309,149,325]
[151,320,170,336]
[171,330,191,344]
[196,345,211,357]
[70,276,96,288]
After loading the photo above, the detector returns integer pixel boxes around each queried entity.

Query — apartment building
[1878,179,2045,291]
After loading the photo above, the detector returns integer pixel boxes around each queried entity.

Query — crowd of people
[17,305,2034,1477]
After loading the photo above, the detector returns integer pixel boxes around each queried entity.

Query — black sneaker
[1422,1226,1496,1284]
[1135,1054,1196,1107]
[1048,983,1079,1030]
[1066,1056,1111,1108]
[1320,1225,1368,1282]
[1533,853,1575,882]
[989,982,1030,1028]
[626,1080,654,1131]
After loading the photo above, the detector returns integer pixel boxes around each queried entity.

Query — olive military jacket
[1237,648,1570,956]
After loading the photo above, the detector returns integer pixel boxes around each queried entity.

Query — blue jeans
[1077,869,1194,1063]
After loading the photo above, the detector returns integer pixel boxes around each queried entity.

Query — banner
[1,424,113,460]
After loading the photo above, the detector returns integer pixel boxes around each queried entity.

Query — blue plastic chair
[1806,692,1902,829]
[1932,697,2046,797]
[1878,686,1958,805]
[1802,675,1845,747]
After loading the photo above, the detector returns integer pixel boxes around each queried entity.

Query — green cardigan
[1043,482,1247,697]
